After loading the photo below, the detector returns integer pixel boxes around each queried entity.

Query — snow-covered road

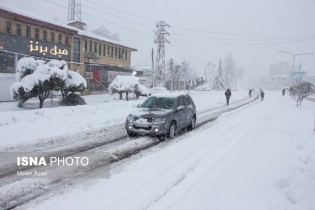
[22,91,315,210]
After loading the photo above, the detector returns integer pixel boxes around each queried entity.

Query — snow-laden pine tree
[223,55,236,88]
[212,59,226,91]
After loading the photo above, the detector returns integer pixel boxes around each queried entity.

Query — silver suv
[125,93,196,139]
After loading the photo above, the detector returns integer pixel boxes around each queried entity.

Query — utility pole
[170,58,174,92]
[68,0,82,22]
[154,21,170,87]
[151,48,154,88]
[278,51,313,86]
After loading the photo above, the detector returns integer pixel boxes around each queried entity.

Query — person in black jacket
[249,89,252,97]
[225,88,232,105]
[282,88,285,96]
[260,89,265,101]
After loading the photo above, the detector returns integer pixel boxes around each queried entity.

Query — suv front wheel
[168,122,176,139]
[187,116,196,131]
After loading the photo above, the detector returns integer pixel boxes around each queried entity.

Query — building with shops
[0,6,136,101]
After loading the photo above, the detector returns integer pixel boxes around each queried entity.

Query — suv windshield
[141,97,175,109]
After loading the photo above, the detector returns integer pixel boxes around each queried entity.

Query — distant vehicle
[125,93,196,139]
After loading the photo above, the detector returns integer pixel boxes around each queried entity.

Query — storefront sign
[29,41,68,57]
[0,34,71,61]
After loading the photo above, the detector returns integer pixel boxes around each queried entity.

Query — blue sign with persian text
[0,33,71,61]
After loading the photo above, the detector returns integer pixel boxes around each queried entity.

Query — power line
[44,0,153,38]
[170,37,315,46]
[81,2,153,30]
[171,32,315,42]
[84,0,156,23]
[84,1,315,39]
[172,25,315,39]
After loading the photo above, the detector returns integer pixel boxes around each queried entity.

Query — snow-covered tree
[60,71,87,106]
[108,75,139,100]
[204,62,217,83]
[11,58,87,108]
[212,59,226,91]
[187,74,206,92]
[223,54,236,88]
[289,82,315,108]
[134,84,150,98]
[16,57,45,81]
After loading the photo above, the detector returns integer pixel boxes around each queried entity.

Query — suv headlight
[127,114,134,122]
[154,118,166,124]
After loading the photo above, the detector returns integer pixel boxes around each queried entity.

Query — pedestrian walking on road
[260,89,265,101]
[249,89,252,97]
[282,88,285,96]
[225,88,232,105]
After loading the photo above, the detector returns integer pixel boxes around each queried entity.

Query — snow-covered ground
[18,91,315,210]
[0,90,248,149]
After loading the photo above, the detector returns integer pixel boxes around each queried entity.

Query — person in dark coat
[282,88,285,96]
[249,89,252,97]
[225,88,232,105]
[260,89,265,101]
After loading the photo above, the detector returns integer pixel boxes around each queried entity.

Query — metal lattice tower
[154,21,170,87]
[68,0,82,21]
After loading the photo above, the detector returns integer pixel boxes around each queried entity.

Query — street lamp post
[278,51,314,86]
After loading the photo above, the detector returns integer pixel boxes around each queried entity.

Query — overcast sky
[1,0,315,86]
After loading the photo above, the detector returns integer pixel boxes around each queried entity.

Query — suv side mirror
[137,104,142,108]
[177,106,185,111]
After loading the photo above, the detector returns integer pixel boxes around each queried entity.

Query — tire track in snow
[142,95,276,210]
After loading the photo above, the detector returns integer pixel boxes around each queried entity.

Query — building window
[25,26,31,37]
[122,49,125,59]
[107,45,110,57]
[43,30,47,41]
[6,21,12,34]
[58,34,63,44]
[111,46,113,58]
[89,41,92,52]
[16,23,21,36]
[125,50,128,60]
[51,32,55,42]
[103,44,106,56]
[84,40,87,51]
[35,28,40,40]
[118,48,121,59]
[115,47,117,59]
[65,36,69,45]
[98,43,101,56]
[94,42,97,53]
[73,38,80,63]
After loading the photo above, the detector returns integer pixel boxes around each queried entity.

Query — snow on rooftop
[0,5,76,32]
[78,30,135,50]
[0,5,136,49]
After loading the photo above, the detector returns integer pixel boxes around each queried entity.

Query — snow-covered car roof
[150,92,189,98]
